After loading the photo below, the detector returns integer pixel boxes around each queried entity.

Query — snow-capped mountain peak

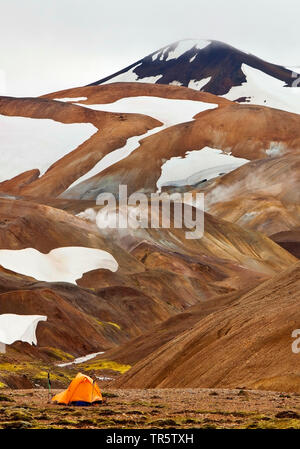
[90,39,299,98]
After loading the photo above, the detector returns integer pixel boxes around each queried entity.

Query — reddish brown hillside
[63,104,300,200]
[115,262,300,393]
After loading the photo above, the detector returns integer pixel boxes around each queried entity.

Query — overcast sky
[0,0,299,96]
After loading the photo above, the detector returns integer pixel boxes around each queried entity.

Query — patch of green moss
[96,419,116,426]
[1,420,33,429]
[0,359,75,389]
[107,322,121,330]
[181,417,199,424]
[54,418,79,426]
[79,359,131,374]
[79,418,97,426]
[42,347,73,362]
[247,418,300,429]
[34,371,50,380]
[0,363,24,372]
[98,408,120,415]
[102,392,119,398]
[5,408,33,420]
[125,410,144,415]
[148,418,178,427]
[32,370,74,389]
[96,320,122,331]
[0,394,14,402]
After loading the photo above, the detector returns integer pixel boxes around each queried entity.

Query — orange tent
[52,372,103,406]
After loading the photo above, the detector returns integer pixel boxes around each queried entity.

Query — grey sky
[0,0,299,96]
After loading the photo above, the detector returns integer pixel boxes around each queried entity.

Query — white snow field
[0,115,97,182]
[63,96,217,192]
[188,77,211,90]
[57,351,104,367]
[75,95,217,125]
[0,314,47,351]
[164,39,210,61]
[157,147,249,190]
[53,97,88,102]
[224,64,300,114]
[0,247,118,284]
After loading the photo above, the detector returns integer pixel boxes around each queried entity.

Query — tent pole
[47,372,52,403]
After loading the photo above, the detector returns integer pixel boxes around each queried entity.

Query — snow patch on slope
[0,247,118,284]
[76,96,217,128]
[54,97,88,102]
[157,147,249,190]
[0,115,97,182]
[58,351,104,367]
[165,40,210,61]
[224,64,300,114]
[0,314,47,346]
[188,77,211,90]
[169,80,183,86]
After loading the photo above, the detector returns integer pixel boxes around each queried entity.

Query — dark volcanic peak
[89,39,298,96]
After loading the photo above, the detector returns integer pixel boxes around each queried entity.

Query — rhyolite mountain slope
[60,101,300,200]
[114,262,300,393]
[198,155,300,236]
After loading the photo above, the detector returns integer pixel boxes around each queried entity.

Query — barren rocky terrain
[1,387,300,429]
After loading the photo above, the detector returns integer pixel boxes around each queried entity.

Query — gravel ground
[0,387,300,429]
